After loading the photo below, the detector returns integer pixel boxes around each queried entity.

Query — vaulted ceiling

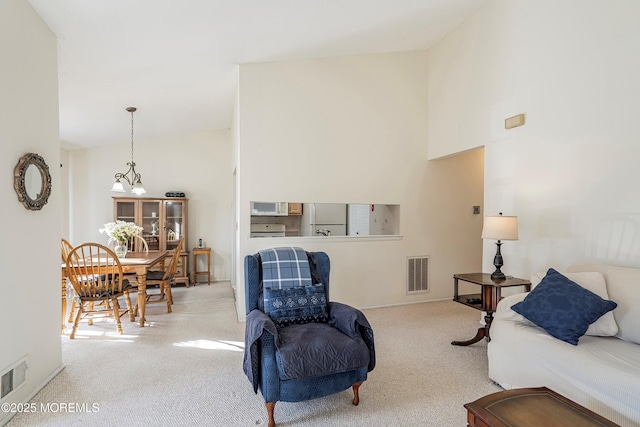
[29,0,486,149]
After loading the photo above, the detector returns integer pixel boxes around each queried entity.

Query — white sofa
[488,261,640,427]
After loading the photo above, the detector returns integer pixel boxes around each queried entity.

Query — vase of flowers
[99,221,144,258]
[114,241,128,258]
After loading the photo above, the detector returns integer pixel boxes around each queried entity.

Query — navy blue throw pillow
[511,268,617,345]
[264,284,328,328]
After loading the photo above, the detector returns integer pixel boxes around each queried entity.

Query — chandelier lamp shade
[481,213,518,280]
[111,107,146,195]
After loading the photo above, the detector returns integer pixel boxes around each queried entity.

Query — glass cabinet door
[114,200,137,251]
[164,200,184,251]
[140,200,162,252]
[115,200,136,222]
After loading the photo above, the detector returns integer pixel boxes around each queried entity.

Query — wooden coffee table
[464,387,620,427]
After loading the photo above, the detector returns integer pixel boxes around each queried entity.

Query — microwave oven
[251,201,289,216]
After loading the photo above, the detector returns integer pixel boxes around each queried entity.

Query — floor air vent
[407,256,429,293]
[1,357,28,400]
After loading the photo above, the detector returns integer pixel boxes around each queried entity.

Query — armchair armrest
[328,302,376,372]
[243,309,279,393]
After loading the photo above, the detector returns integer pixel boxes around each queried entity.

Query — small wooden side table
[192,247,211,286]
[452,273,530,346]
[465,387,620,427]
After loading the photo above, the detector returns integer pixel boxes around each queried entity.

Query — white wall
[67,129,233,281]
[235,51,484,319]
[0,1,61,424]
[428,0,640,279]
[59,149,70,239]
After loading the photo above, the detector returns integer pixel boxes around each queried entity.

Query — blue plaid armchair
[243,247,375,427]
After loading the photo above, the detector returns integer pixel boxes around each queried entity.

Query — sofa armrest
[495,293,534,326]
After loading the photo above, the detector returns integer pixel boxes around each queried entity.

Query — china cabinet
[113,197,189,286]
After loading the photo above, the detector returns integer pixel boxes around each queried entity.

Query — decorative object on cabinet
[481,212,519,280]
[113,196,189,286]
[165,191,186,197]
[111,107,146,195]
[13,153,52,211]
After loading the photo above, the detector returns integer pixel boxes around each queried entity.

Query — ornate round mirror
[14,153,52,210]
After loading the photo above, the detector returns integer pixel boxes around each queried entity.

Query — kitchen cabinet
[113,197,189,286]
[288,202,303,215]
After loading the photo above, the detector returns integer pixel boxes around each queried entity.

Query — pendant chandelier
[111,107,146,195]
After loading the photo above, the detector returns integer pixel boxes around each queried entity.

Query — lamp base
[490,270,506,280]
[491,240,506,281]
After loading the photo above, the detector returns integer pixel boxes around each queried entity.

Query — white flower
[99,221,143,245]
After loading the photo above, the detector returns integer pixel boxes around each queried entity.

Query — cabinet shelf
[454,293,483,310]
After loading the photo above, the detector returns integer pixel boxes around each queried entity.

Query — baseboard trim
[236,297,452,323]
[359,297,451,310]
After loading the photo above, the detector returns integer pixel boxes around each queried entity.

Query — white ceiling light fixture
[111,107,146,195]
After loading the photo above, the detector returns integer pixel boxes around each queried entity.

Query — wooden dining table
[61,251,167,331]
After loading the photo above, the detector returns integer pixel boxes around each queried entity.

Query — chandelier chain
[127,106,137,164]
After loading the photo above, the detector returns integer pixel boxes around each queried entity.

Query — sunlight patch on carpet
[173,339,244,351]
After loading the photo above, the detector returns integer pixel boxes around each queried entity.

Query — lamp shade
[111,180,125,193]
[481,215,518,241]
[131,180,146,195]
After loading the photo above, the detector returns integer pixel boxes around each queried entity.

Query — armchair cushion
[276,323,369,380]
[264,284,328,327]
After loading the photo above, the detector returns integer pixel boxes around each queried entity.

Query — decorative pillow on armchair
[512,268,617,345]
[264,284,328,328]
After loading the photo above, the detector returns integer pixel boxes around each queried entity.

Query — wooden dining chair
[63,239,114,326]
[130,234,149,254]
[135,237,184,314]
[61,238,73,262]
[120,235,150,285]
[61,238,75,333]
[65,243,134,339]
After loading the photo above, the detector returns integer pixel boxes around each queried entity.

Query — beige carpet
[6,283,501,426]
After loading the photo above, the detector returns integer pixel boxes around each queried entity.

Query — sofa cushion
[264,284,328,328]
[512,268,617,345]
[569,261,640,345]
[531,271,618,336]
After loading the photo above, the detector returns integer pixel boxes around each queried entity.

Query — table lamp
[481,213,518,280]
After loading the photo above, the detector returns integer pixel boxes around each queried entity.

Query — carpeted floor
[6,282,501,426]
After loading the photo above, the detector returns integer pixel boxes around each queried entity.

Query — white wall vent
[407,256,429,293]
[1,356,28,401]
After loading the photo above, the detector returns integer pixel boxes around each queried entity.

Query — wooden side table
[452,273,530,346]
[465,387,620,427]
[192,247,211,286]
